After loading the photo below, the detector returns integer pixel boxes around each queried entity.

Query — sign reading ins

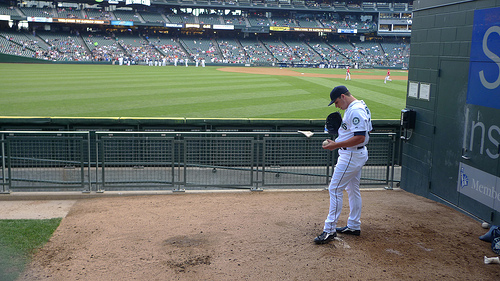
[467,7,500,109]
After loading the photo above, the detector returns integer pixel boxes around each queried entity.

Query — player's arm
[322,133,365,150]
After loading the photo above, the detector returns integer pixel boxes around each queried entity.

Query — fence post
[0,133,8,194]
[82,132,91,193]
[252,138,263,192]
[385,133,397,190]
[173,137,185,192]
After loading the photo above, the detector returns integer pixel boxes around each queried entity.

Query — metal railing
[0,131,398,193]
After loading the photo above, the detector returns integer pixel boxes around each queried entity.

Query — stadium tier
[0,0,411,67]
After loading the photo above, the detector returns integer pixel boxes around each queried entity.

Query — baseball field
[1,64,500,281]
[0,63,407,120]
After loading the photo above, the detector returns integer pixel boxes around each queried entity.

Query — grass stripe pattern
[0,64,407,120]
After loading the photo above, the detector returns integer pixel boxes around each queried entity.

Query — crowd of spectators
[310,43,346,65]
[241,41,274,63]
[264,41,296,63]
[119,39,162,64]
[0,36,35,57]
[218,40,248,64]
[0,29,409,67]
[40,33,90,61]
[183,38,220,63]
[153,39,187,64]
[289,43,322,64]
[84,34,125,62]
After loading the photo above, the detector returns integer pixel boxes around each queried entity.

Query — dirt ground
[15,189,500,281]
[217,67,408,80]
[0,200,75,220]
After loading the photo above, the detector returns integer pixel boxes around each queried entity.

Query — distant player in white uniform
[314,85,373,244]
[345,66,351,80]
[384,69,392,83]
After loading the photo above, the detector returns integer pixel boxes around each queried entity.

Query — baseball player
[314,85,372,244]
[384,69,392,83]
[345,66,351,80]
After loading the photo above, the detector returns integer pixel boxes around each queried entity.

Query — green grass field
[0,64,407,120]
[0,219,62,281]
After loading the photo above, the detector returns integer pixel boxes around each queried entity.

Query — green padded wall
[402,0,500,224]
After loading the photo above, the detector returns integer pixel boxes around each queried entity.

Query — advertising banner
[27,17,53,23]
[53,18,110,25]
[111,20,134,26]
[467,7,500,109]
[458,162,500,212]
[213,25,234,30]
[338,29,357,34]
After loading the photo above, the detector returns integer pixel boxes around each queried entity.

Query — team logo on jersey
[341,122,347,130]
[352,117,360,125]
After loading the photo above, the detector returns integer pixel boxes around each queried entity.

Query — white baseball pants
[323,148,368,233]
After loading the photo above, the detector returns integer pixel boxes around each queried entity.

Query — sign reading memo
[467,7,500,109]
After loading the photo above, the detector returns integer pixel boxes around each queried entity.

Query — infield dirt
[218,67,408,80]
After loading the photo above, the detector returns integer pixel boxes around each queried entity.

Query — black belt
[340,146,364,150]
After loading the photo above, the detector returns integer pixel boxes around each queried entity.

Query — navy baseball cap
[328,85,349,106]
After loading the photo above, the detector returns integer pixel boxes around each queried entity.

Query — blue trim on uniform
[353,131,366,136]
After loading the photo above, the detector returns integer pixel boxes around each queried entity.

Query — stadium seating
[0,4,20,16]
[166,13,196,24]
[308,40,348,65]
[269,15,299,27]
[113,9,141,22]
[83,33,125,62]
[217,38,248,63]
[352,41,386,67]
[37,31,90,61]
[117,34,163,63]
[0,1,411,67]
[282,39,323,64]
[19,6,54,18]
[149,36,188,63]
[139,11,167,23]
[380,42,410,67]
[56,7,83,19]
[221,14,247,25]
[0,30,48,52]
[247,14,271,27]
[260,38,296,63]
[239,38,274,64]
[181,36,219,62]
[84,8,113,20]
[198,14,222,25]
[0,35,36,58]
[295,17,322,28]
